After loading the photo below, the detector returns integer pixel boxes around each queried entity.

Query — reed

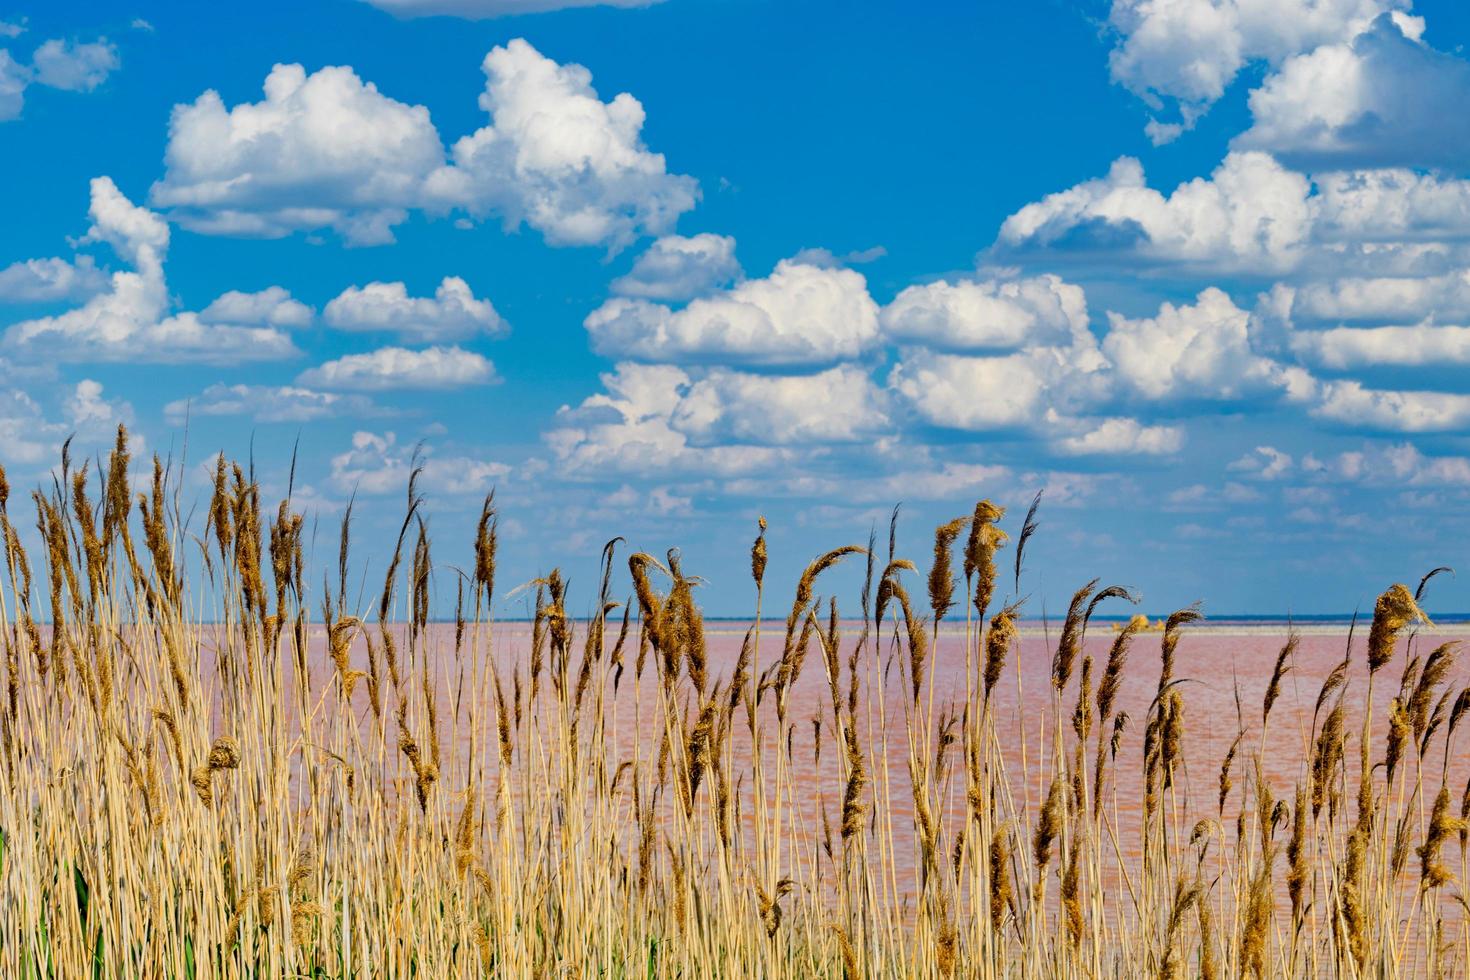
[0,430,1467,977]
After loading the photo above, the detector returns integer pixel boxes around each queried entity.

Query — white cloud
[603,483,693,517]
[787,245,887,269]
[0,390,57,464]
[881,273,1089,352]
[996,153,1312,273]
[852,462,1018,503]
[1106,0,1406,138]
[3,178,299,364]
[164,384,378,423]
[611,233,739,301]
[65,378,132,431]
[0,380,131,467]
[331,431,510,495]
[80,175,170,268]
[0,255,105,302]
[1311,168,1470,245]
[999,149,1470,283]
[425,39,697,249]
[1312,379,1470,431]
[362,0,664,18]
[888,342,1109,433]
[200,286,313,328]
[1306,441,1470,486]
[150,63,444,245]
[30,38,118,92]
[671,365,889,445]
[1290,271,1470,325]
[585,257,879,365]
[1235,14,1470,170]
[0,35,118,121]
[150,41,693,250]
[1053,417,1185,456]
[546,362,792,476]
[297,345,497,390]
[1103,287,1291,401]
[0,50,28,121]
[323,276,506,342]
[1291,323,1470,370]
[1229,445,1294,478]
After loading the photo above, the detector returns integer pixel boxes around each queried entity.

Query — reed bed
[1,428,1468,977]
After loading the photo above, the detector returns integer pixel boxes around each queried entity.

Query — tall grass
[0,427,1467,977]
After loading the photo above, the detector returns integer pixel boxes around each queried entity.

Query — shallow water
[276,620,1470,880]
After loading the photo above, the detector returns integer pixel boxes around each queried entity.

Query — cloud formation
[611,233,739,301]
[151,40,696,249]
[586,256,879,365]
[0,35,118,121]
[1105,0,1409,140]
[298,344,498,390]
[1234,14,1470,170]
[165,384,379,423]
[324,276,507,342]
[3,178,299,363]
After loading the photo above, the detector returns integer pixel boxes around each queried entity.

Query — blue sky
[4,0,1470,618]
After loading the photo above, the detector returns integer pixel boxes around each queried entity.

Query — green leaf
[73,865,91,926]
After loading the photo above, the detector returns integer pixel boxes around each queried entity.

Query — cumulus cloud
[996,147,1470,281]
[1053,417,1185,456]
[1229,445,1294,478]
[0,50,26,120]
[1289,271,1470,325]
[880,285,1314,454]
[150,63,443,245]
[425,39,697,249]
[995,153,1311,273]
[1304,441,1470,486]
[546,362,793,476]
[888,342,1109,433]
[0,389,60,464]
[1310,168,1470,245]
[200,286,313,328]
[164,384,378,423]
[323,276,506,342]
[1105,0,1406,139]
[3,178,299,363]
[671,365,889,445]
[1312,379,1470,431]
[30,38,118,91]
[1291,323,1470,370]
[298,345,497,390]
[0,380,131,466]
[1103,287,1297,401]
[1167,481,1262,508]
[0,255,106,302]
[585,257,879,365]
[331,431,510,495]
[363,0,662,17]
[0,35,118,121]
[881,274,1089,352]
[611,233,739,301]
[1234,14,1470,170]
[150,41,694,250]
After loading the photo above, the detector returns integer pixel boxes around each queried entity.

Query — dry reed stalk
[6,432,1470,979]
[962,499,1005,623]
